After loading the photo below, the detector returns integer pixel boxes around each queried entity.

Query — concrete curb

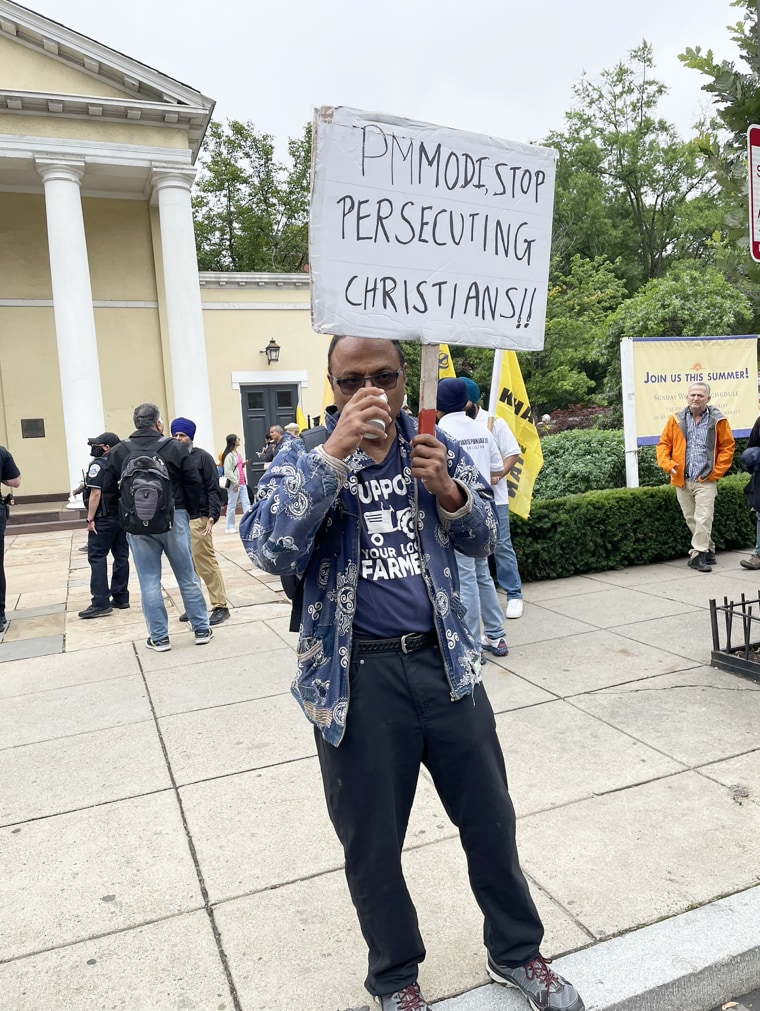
[436,886,760,1011]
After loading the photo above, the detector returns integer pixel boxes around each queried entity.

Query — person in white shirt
[436,378,509,659]
[461,378,524,619]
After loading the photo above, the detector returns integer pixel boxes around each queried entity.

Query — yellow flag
[295,405,308,431]
[492,351,543,520]
[438,344,456,378]
[320,372,334,420]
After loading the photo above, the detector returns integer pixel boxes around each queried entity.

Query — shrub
[534,430,626,499]
[512,474,754,581]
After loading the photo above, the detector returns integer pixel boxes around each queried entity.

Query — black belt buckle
[400,633,416,654]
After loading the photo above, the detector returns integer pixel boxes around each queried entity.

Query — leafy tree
[193,119,311,272]
[601,267,753,412]
[548,42,718,287]
[520,255,628,412]
[680,0,760,318]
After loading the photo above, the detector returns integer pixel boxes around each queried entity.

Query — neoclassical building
[0,0,326,499]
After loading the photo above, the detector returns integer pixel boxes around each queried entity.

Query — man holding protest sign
[242,335,584,1011]
[656,382,735,572]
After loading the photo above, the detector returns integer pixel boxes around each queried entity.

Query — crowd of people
[1,357,757,1011]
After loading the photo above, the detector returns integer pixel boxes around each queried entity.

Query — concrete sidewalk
[1,528,760,1011]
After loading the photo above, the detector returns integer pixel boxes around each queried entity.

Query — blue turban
[170,417,196,440]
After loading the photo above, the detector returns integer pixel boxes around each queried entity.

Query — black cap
[88,432,120,447]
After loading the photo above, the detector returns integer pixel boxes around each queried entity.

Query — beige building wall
[0,3,328,498]
[0,189,171,496]
[0,33,128,98]
[201,280,331,455]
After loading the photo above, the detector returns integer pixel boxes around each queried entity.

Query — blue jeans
[494,504,522,599]
[226,483,251,532]
[127,509,208,638]
[456,553,506,644]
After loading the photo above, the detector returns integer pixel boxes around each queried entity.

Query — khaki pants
[188,517,227,609]
[676,479,717,556]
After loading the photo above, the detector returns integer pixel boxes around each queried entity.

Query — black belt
[354,630,438,655]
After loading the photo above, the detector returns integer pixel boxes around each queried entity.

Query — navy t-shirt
[353,440,435,637]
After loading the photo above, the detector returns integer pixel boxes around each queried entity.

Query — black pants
[88,516,130,608]
[0,505,6,618]
[314,641,543,997]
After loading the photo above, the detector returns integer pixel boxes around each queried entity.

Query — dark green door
[240,383,299,487]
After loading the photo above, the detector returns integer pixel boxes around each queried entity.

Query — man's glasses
[329,368,403,396]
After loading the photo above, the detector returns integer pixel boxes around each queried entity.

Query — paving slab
[214,869,370,1011]
[181,760,465,903]
[571,667,760,767]
[578,562,700,589]
[0,721,170,826]
[522,574,610,602]
[224,580,285,608]
[537,585,697,629]
[490,606,596,647]
[0,674,152,748]
[160,692,316,784]
[0,911,232,1011]
[608,608,715,665]
[699,750,760,809]
[63,621,151,652]
[137,620,286,671]
[0,634,63,663]
[495,701,684,817]
[146,645,294,717]
[642,572,760,610]
[15,588,68,610]
[518,771,760,940]
[479,664,556,713]
[502,628,698,697]
[6,603,65,620]
[3,611,65,641]
[0,791,203,960]
[0,641,140,698]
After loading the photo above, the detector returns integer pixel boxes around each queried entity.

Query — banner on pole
[492,351,543,519]
[310,106,557,351]
[630,336,758,444]
[438,344,456,378]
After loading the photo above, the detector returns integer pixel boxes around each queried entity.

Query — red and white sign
[748,124,760,262]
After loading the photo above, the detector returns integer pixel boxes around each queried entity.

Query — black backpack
[118,437,175,535]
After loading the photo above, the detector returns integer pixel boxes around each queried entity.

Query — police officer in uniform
[78,432,130,619]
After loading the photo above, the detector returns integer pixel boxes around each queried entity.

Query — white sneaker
[225,528,237,534]
[505,598,523,619]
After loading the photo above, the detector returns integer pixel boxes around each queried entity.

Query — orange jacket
[656,408,735,487]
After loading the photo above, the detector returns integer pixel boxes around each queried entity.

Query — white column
[36,158,105,506]
[151,168,215,452]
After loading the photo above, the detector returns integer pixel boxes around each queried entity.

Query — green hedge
[511,473,755,581]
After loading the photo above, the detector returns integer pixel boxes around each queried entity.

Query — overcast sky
[36,0,743,154]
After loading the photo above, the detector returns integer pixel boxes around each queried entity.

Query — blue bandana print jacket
[242,409,498,747]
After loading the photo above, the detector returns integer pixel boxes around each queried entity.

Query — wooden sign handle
[417,344,439,436]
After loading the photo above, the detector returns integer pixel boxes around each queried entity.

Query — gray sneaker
[487,954,584,1011]
[740,554,760,570]
[375,982,431,1010]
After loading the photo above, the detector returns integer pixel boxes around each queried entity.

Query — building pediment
[0,1,214,160]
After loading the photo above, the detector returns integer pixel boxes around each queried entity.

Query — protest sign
[626,336,758,445]
[310,106,557,351]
